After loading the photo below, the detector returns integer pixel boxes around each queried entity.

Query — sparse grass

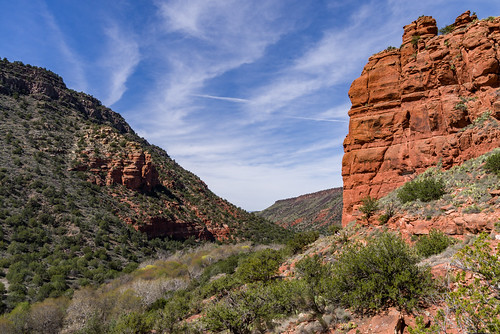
[379,149,500,220]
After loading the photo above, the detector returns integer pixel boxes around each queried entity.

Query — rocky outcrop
[0,59,134,134]
[342,12,500,225]
[73,150,160,192]
[135,217,215,240]
[389,210,499,236]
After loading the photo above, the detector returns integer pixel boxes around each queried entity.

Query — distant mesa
[257,187,343,232]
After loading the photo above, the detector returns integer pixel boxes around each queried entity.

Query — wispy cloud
[245,2,400,119]
[40,4,87,91]
[136,0,298,130]
[131,1,381,209]
[101,24,140,106]
[317,103,352,119]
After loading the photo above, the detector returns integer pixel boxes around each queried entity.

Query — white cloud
[144,0,295,116]
[196,153,345,211]
[286,116,347,123]
[128,1,378,210]
[124,0,303,152]
[101,24,140,106]
[318,103,352,119]
[245,2,401,119]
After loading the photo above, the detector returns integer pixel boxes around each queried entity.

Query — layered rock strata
[342,12,500,225]
[86,152,159,192]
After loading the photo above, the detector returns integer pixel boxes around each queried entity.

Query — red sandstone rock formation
[74,150,160,192]
[135,217,215,240]
[342,12,500,225]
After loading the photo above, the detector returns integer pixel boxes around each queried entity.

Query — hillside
[0,148,497,333]
[342,11,500,225]
[375,147,500,237]
[256,187,343,233]
[0,58,289,310]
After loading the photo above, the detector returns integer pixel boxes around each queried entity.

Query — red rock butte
[342,11,500,225]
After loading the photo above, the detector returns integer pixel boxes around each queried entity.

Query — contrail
[193,94,250,103]
[288,116,348,123]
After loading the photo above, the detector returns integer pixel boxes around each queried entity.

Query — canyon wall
[342,12,500,225]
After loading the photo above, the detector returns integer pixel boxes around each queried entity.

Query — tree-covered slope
[0,58,289,311]
[257,188,343,233]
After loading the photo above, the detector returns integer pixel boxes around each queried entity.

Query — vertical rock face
[77,151,160,192]
[135,217,215,240]
[342,12,500,225]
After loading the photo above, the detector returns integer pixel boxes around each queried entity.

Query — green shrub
[199,274,241,299]
[359,196,379,220]
[152,291,193,333]
[203,284,271,334]
[410,233,500,333]
[236,249,282,283]
[286,231,319,254]
[414,229,455,258]
[378,201,396,224]
[411,35,421,46]
[454,102,467,112]
[484,152,500,176]
[328,224,342,235]
[439,24,455,35]
[398,177,445,203]
[330,232,432,313]
[108,312,152,334]
[203,280,303,334]
[296,254,332,314]
[198,253,247,287]
[448,233,500,333]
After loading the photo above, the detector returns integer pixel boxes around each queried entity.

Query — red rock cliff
[73,149,160,192]
[342,12,500,225]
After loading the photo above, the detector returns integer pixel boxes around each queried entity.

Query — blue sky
[1,1,498,211]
